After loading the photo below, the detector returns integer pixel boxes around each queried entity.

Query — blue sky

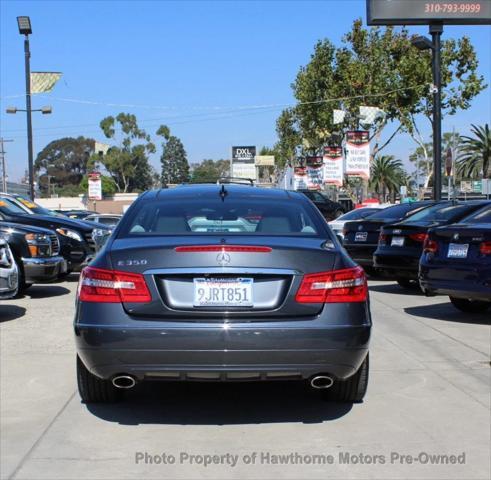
[1,0,490,182]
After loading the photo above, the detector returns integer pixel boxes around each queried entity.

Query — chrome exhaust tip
[310,375,334,389]
[112,375,136,389]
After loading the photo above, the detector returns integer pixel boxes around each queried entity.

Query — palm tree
[457,124,491,179]
[370,155,406,202]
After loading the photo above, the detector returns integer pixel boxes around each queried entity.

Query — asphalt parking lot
[1,276,489,480]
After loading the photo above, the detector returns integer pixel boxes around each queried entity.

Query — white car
[329,206,389,239]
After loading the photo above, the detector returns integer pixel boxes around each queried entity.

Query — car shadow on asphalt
[404,303,491,325]
[368,283,423,296]
[19,285,71,299]
[0,305,27,322]
[86,381,353,425]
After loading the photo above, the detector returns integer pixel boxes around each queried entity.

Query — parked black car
[343,201,435,274]
[374,201,490,289]
[0,194,109,272]
[0,221,65,292]
[419,204,491,312]
[54,209,97,220]
[298,190,345,221]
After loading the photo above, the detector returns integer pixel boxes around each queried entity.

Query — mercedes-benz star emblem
[453,233,459,241]
[216,252,231,266]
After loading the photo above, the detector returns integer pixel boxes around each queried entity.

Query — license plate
[355,232,368,242]
[447,243,469,258]
[391,236,405,247]
[193,278,253,307]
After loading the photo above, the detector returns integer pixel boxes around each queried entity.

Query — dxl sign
[232,146,256,164]
[367,0,491,25]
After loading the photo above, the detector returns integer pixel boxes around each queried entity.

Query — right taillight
[78,266,151,303]
[479,242,491,255]
[295,266,367,303]
[423,237,438,254]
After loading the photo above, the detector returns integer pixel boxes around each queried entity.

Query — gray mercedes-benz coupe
[75,184,371,403]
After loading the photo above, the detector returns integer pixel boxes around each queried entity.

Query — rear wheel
[449,297,491,313]
[77,356,121,403]
[324,354,369,403]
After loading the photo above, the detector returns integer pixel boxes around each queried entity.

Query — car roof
[144,184,299,201]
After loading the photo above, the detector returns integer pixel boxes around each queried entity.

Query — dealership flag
[30,72,62,94]
[345,131,370,180]
[323,146,344,187]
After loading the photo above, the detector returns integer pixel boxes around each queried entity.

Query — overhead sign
[88,172,102,201]
[460,180,472,193]
[232,163,256,180]
[345,131,371,180]
[323,146,344,187]
[255,155,275,166]
[367,0,491,25]
[232,146,256,164]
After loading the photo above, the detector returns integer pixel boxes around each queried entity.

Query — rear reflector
[480,242,491,255]
[423,237,438,254]
[295,266,367,303]
[175,245,272,253]
[409,233,428,243]
[78,267,151,303]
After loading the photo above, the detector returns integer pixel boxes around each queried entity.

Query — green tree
[276,19,486,164]
[159,126,190,185]
[457,124,491,179]
[369,155,406,202]
[34,136,95,196]
[191,159,229,183]
[91,113,155,192]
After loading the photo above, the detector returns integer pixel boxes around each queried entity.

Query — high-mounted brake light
[423,237,438,254]
[78,267,151,303]
[175,245,272,253]
[479,241,491,255]
[295,266,367,304]
[409,233,428,243]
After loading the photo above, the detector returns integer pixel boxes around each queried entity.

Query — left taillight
[78,266,151,303]
[479,242,491,255]
[295,266,367,304]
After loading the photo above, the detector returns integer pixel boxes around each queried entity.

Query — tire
[12,255,32,295]
[396,278,420,290]
[76,356,121,403]
[449,297,491,313]
[324,354,369,403]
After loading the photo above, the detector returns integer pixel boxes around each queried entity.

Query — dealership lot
[1,276,489,480]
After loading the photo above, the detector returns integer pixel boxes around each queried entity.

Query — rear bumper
[22,256,66,283]
[75,302,371,382]
[419,262,491,301]
[343,244,377,266]
[373,251,420,279]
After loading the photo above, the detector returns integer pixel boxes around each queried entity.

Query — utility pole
[0,138,14,193]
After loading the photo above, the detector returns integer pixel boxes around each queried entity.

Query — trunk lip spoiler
[143,267,301,276]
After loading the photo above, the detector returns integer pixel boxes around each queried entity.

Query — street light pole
[430,24,443,202]
[23,34,35,201]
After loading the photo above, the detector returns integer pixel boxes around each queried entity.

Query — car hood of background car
[0,221,56,235]
[24,214,110,232]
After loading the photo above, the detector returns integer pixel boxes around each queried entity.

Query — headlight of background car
[56,228,83,242]
[25,233,52,257]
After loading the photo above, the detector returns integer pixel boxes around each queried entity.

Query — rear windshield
[402,203,480,223]
[460,206,491,224]
[119,197,325,236]
[365,203,426,221]
[338,208,379,221]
